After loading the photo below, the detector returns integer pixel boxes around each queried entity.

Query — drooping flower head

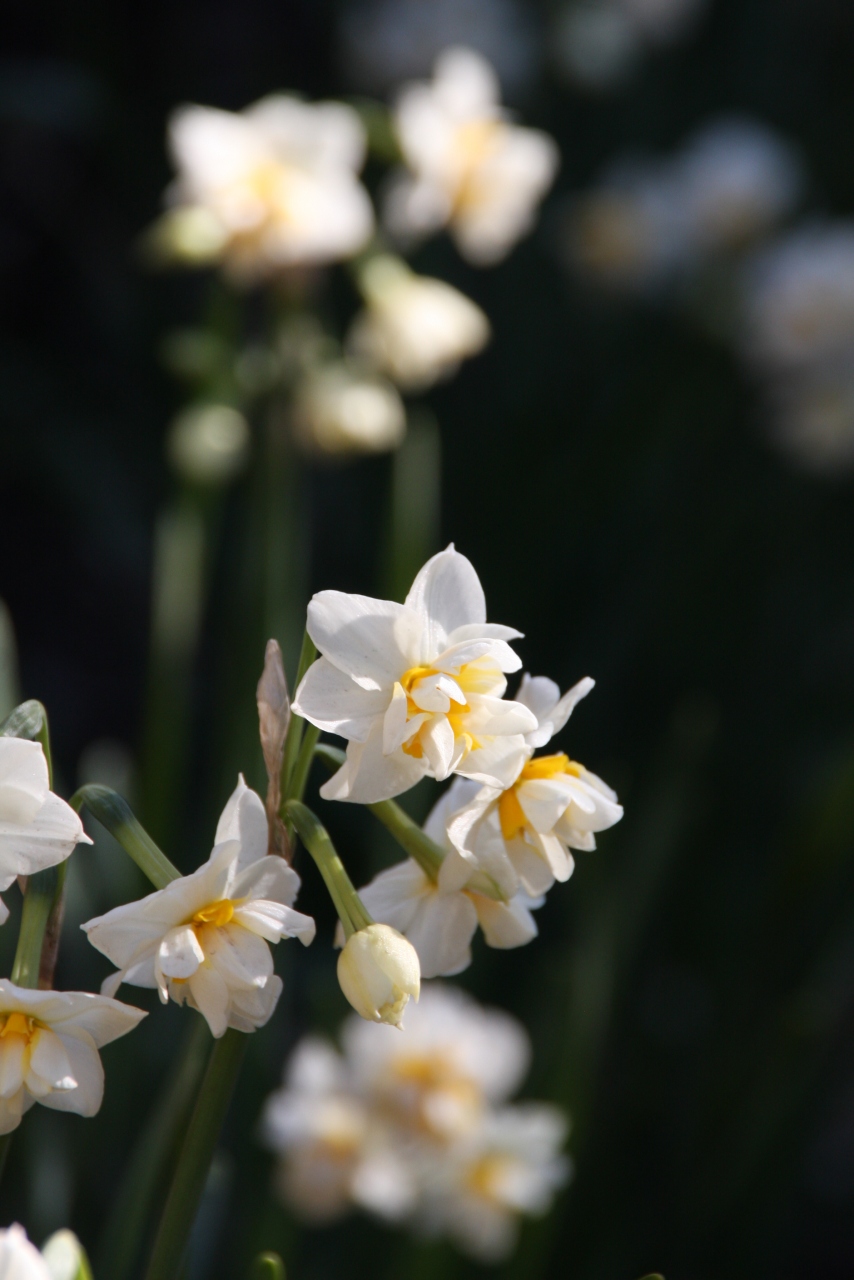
[0,737,91,925]
[385,48,559,265]
[0,981,145,1135]
[293,546,539,804]
[82,778,315,1037]
[159,96,374,279]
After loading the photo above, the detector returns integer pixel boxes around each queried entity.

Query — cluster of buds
[261,984,569,1261]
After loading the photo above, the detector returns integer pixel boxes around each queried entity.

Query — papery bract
[292,545,538,804]
[82,777,315,1037]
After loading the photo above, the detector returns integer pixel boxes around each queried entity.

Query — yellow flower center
[452,119,503,213]
[190,899,237,928]
[465,1152,516,1202]
[389,1052,482,1137]
[397,661,497,760]
[497,752,582,840]
[0,1012,38,1042]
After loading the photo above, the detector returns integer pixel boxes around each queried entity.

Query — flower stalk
[143,1027,245,1280]
[70,784,181,889]
[284,799,371,939]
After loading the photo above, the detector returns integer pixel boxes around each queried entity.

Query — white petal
[516,777,578,833]
[293,657,390,740]
[0,897,9,926]
[232,901,316,945]
[0,1037,25,1098]
[358,860,428,933]
[474,895,539,949]
[423,777,482,846]
[207,925,272,990]
[27,1028,76,1092]
[404,545,486,652]
[0,738,49,822]
[231,855,302,907]
[404,891,478,978]
[458,736,531,791]
[303,591,411,687]
[158,926,205,980]
[213,775,268,871]
[420,715,457,780]
[382,682,409,754]
[319,723,426,803]
[39,1029,104,1118]
[527,830,574,882]
[505,837,556,895]
[187,966,230,1037]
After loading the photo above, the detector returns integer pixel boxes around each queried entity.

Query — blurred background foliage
[2,0,854,1278]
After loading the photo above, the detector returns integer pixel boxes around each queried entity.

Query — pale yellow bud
[336,923,420,1027]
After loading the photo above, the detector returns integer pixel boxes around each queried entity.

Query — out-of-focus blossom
[337,923,421,1027]
[156,97,374,279]
[83,778,315,1037]
[343,984,529,1138]
[442,676,623,898]
[765,369,854,473]
[348,255,490,392]
[554,0,706,91]
[420,1105,569,1261]
[385,48,558,265]
[39,1231,91,1280]
[262,985,568,1260]
[0,1224,54,1279]
[0,981,145,1134]
[0,737,92,926]
[292,545,537,804]
[167,403,251,485]
[293,362,406,457]
[742,224,854,370]
[676,118,804,251]
[564,158,689,292]
[338,0,540,96]
[356,790,542,979]
[261,1037,417,1222]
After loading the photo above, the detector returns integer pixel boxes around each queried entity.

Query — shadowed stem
[143,1028,246,1280]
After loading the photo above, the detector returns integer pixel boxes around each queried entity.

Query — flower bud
[336,923,420,1027]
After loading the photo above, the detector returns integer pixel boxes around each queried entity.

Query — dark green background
[2,1,854,1277]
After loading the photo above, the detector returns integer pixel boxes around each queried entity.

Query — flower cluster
[262,984,569,1261]
[565,116,803,294]
[294,545,622,985]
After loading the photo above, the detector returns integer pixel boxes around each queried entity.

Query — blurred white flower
[39,1231,91,1280]
[0,737,92,926]
[337,923,421,1027]
[742,224,854,370]
[158,96,374,279]
[0,981,145,1134]
[764,368,854,474]
[292,545,537,804]
[443,675,623,897]
[0,1224,53,1279]
[348,255,490,392]
[262,1037,417,1222]
[676,118,803,251]
[356,790,542,979]
[167,403,251,485]
[564,157,690,292]
[82,777,315,1037]
[293,362,406,457]
[420,1104,569,1261]
[385,48,558,264]
[338,0,540,96]
[343,984,530,1139]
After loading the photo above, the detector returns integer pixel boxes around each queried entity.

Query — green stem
[252,1255,286,1280]
[284,800,372,938]
[70,785,180,889]
[143,1028,246,1280]
[97,1018,212,1280]
[366,799,444,883]
[12,863,64,988]
[287,723,320,808]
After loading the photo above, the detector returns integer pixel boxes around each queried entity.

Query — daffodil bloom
[292,546,538,804]
[385,47,558,265]
[82,778,315,1037]
[421,1104,569,1261]
[356,780,542,978]
[342,984,530,1141]
[160,96,374,279]
[347,256,490,392]
[337,924,421,1027]
[0,737,91,925]
[262,1036,417,1222]
[442,675,623,897]
[0,981,145,1135]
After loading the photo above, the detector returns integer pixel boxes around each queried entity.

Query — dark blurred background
[3,1,854,1278]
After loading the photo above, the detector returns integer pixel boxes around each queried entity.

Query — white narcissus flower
[82,778,315,1038]
[442,675,623,898]
[337,924,421,1027]
[420,1104,569,1261]
[347,256,490,392]
[0,981,145,1135]
[292,545,538,804]
[342,984,530,1141]
[385,47,559,265]
[0,737,92,926]
[161,96,374,279]
[261,1036,417,1223]
[356,782,542,979]
[293,362,406,457]
[0,1224,53,1280]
